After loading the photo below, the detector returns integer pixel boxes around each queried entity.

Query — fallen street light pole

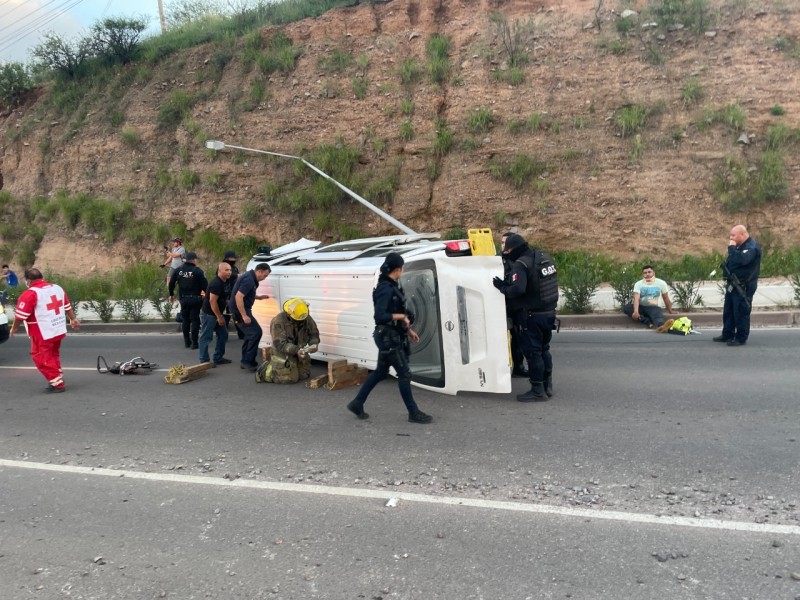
[205,140,416,235]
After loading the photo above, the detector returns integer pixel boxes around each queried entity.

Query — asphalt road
[1,329,799,599]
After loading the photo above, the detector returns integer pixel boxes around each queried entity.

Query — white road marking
[0,366,169,372]
[1,458,797,535]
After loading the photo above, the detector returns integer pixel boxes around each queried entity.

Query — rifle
[720,262,751,311]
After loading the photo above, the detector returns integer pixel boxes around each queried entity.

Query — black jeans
[350,328,419,415]
[623,303,666,327]
[517,312,555,383]
[179,297,203,345]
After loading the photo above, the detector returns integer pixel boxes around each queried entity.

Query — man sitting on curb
[623,264,677,333]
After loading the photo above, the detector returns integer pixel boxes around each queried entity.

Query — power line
[0,0,88,57]
[0,0,74,35]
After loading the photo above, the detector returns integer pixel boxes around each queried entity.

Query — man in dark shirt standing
[169,252,208,349]
[713,224,761,346]
[198,262,233,366]
[222,250,243,339]
[228,262,271,371]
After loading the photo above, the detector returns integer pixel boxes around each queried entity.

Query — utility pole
[157,0,167,33]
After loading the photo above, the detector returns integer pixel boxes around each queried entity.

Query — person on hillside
[714,224,761,346]
[169,252,207,349]
[228,263,271,371]
[9,268,80,393]
[346,252,433,424]
[623,265,677,332]
[257,298,320,384]
[198,262,233,366]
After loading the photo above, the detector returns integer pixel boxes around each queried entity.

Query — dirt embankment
[0,0,798,276]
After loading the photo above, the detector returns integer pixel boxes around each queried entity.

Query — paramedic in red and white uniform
[9,268,80,393]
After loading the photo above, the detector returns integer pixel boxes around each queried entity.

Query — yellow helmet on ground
[283,297,309,321]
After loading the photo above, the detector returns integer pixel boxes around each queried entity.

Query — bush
[84,297,116,322]
[559,255,601,314]
[318,48,352,72]
[399,120,414,141]
[608,264,640,308]
[430,119,453,157]
[399,58,421,86]
[121,126,141,147]
[118,294,147,322]
[351,76,368,99]
[466,107,494,134]
[426,35,451,84]
[614,104,648,137]
[489,154,548,189]
[681,77,703,107]
[157,90,195,130]
[0,62,33,108]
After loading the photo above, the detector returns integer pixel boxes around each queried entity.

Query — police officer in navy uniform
[714,224,761,346]
[492,233,559,402]
[347,252,432,424]
[169,251,208,349]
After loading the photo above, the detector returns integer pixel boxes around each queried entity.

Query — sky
[0,0,162,64]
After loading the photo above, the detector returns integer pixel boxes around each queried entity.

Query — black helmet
[503,233,527,251]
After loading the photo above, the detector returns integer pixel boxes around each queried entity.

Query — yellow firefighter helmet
[283,297,309,321]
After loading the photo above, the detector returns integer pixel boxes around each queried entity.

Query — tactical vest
[516,249,559,312]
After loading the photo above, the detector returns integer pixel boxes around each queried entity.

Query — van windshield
[402,260,444,388]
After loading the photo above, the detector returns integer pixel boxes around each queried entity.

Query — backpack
[667,316,693,335]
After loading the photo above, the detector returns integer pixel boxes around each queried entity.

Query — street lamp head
[205,140,225,150]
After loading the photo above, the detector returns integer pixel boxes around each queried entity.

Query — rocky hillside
[1,0,799,275]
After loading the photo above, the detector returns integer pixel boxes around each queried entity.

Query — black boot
[543,373,553,398]
[517,382,546,402]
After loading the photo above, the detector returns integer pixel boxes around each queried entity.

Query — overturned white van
[246,234,511,396]
[205,139,511,396]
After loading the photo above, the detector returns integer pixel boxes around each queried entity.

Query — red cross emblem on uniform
[46,294,64,314]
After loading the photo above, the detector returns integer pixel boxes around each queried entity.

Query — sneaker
[214,358,232,365]
[408,411,433,424]
[347,400,369,420]
[713,335,732,343]
[656,319,675,333]
[240,362,258,372]
[45,385,65,394]
[727,339,746,346]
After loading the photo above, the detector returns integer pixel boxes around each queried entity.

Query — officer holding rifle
[713,224,761,347]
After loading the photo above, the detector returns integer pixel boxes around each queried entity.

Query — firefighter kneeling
[256,298,320,384]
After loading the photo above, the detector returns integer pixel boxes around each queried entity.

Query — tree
[89,17,149,65]
[0,62,33,108]
[31,32,93,79]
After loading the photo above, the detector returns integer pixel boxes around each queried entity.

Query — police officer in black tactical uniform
[346,252,433,424]
[713,224,761,347]
[492,233,559,402]
[501,232,528,378]
[169,251,208,349]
